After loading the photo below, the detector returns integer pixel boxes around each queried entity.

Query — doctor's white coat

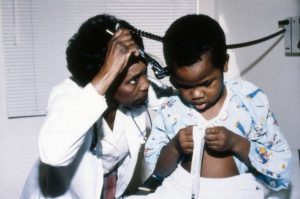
[20,78,171,199]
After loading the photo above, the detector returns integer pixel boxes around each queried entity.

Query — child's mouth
[194,103,208,110]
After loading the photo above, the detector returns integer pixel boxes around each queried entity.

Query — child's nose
[191,88,204,99]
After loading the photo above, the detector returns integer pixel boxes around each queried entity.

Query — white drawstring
[190,125,206,199]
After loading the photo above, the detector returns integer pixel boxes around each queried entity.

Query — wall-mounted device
[279,16,300,55]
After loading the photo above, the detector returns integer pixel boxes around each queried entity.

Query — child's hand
[174,126,193,155]
[204,126,239,153]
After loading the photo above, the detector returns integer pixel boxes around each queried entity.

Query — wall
[0,21,42,199]
[200,0,300,198]
[0,7,46,199]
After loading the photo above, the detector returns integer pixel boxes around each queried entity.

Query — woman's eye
[129,79,137,85]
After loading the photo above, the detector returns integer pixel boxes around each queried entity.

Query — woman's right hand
[103,29,140,75]
[91,29,140,95]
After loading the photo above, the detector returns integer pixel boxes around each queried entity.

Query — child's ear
[223,54,229,72]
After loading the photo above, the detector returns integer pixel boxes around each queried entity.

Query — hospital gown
[144,79,291,191]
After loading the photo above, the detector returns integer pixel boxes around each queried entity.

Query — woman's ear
[169,76,178,89]
[169,76,175,87]
[223,54,229,72]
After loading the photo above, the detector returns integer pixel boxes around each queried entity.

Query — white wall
[0,8,44,199]
[200,0,300,198]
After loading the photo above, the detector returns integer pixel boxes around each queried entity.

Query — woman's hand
[91,29,139,95]
[103,29,139,75]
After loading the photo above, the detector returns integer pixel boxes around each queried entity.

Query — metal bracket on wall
[279,16,300,55]
[298,149,300,168]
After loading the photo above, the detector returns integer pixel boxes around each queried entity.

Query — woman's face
[112,60,149,107]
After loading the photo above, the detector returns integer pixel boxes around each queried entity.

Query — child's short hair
[163,14,227,75]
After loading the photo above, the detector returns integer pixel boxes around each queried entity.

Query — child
[128,14,292,199]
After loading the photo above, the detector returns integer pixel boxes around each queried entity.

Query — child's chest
[162,99,258,140]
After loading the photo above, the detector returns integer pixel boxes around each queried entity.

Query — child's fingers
[205,126,220,133]
[180,141,194,154]
[181,141,194,149]
[205,127,221,141]
[178,131,193,144]
[205,139,220,146]
[204,133,218,141]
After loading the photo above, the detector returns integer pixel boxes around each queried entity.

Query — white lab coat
[20,78,171,199]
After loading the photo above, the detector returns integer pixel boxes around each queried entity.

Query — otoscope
[105,27,168,79]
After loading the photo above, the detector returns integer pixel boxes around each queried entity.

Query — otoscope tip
[106,29,114,35]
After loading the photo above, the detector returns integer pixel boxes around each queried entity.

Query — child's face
[170,53,228,112]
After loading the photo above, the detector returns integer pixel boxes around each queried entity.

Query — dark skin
[154,53,251,178]
[103,61,149,130]
[91,29,149,130]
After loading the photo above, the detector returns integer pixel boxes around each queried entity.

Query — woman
[21,14,169,199]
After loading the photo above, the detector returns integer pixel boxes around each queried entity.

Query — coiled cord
[130,27,286,49]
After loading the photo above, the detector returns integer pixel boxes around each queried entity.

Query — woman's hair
[163,14,227,75]
[66,14,145,86]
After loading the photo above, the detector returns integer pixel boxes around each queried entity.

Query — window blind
[1,0,196,118]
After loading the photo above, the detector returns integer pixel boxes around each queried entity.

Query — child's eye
[178,84,192,89]
[202,80,212,87]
